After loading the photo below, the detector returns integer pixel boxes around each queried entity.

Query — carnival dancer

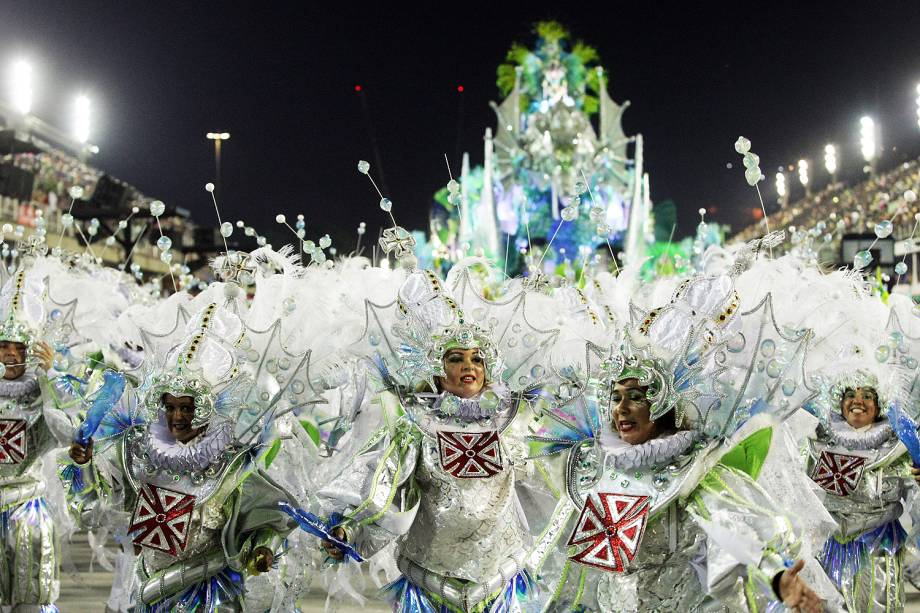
[308,264,560,612]
[65,272,306,612]
[0,261,76,613]
[801,293,920,612]
[528,267,826,612]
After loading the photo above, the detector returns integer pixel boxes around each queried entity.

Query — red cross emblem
[437,430,503,478]
[0,419,27,464]
[811,450,867,496]
[567,493,650,573]
[129,484,196,556]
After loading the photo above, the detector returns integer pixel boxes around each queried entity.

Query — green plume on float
[496,21,601,116]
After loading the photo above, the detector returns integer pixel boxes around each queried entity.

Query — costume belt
[0,479,44,511]
[139,548,226,605]
[397,548,527,610]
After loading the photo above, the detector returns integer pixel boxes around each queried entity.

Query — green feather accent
[571,42,598,65]
[299,419,321,447]
[718,426,773,479]
[263,438,282,468]
[535,21,569,43]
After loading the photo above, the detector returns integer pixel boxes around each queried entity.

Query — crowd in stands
[735,156,920,243]
[1,147,193,264]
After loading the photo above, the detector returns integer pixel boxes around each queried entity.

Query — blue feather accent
[820,520,906,590]
[73,370,127,446]
[278,502,363,562]
[383,577,440,613]
[371,353,395,385]
[749,398,768,416]
[60,464,85,493]
[527,397,599,457]
[93,397,145,440]
[54,374,89,399]
[887,401,920,466]
[383,569,536,613]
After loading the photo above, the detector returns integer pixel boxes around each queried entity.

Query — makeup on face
[438,347,486,399]
[841,386,879,429]
[611,378,660,445]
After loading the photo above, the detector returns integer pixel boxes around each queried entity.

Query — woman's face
[841,386,879,429]
[438,348,486,399]
[162,393,204,443]
[611,378,659,445]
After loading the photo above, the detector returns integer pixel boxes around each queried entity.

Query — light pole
[73,95,90,143]
[824,144,838,186]
[775,169,788,208]
[206,132,230,197]
[798,159,810,197]
[859,116,877,175]
[915,84,920,130]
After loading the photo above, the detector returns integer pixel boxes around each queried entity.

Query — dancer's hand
[910,466,920,485]
[69,439,93,465]
[321,526,347,561]
[778,559,823,613]
[33,341,54,372]
[250,546,274,573]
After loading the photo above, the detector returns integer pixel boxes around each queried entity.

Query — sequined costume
[530,262,829,612]
[60,272,319,612]
[537,418,803,612]
[0,261,84,613]
[68,417,295,612]
[308,265,560,612]
[319,388,538,612]
[772,260,920,611]
[0,373,66,613]
[807,415,915,611]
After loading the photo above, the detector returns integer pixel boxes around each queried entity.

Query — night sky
[3,2,919,250]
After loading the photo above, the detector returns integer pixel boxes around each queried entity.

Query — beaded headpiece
[394,269,504,389]
[139,301,243,427]
[0,269,45,346]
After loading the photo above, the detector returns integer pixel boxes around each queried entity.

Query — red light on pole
[354,84,362,92]
[457,85,464,93]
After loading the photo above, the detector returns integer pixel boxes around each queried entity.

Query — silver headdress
[393,268,503,389]
[358,260,559,394]
[128,253,325,444]
[0,269,44,345]
[585,245,818,438]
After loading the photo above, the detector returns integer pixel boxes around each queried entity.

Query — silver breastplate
[808,437,906,537]
[0,393,47,481]
[123,428,246,564]
[593,505,708,612]
[401,427,526,584]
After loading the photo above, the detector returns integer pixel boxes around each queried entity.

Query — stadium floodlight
[775,171,786,197]
[824,144,838,176]
[206,132,231,197]
[859,116,877,162]
[73,95,90,144]
[797,159,809,186]
[9,60,33,115]
[916,84,920,130]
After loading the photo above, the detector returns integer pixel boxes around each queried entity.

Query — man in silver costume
[66,297,298,612]
[0,269,67,613]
